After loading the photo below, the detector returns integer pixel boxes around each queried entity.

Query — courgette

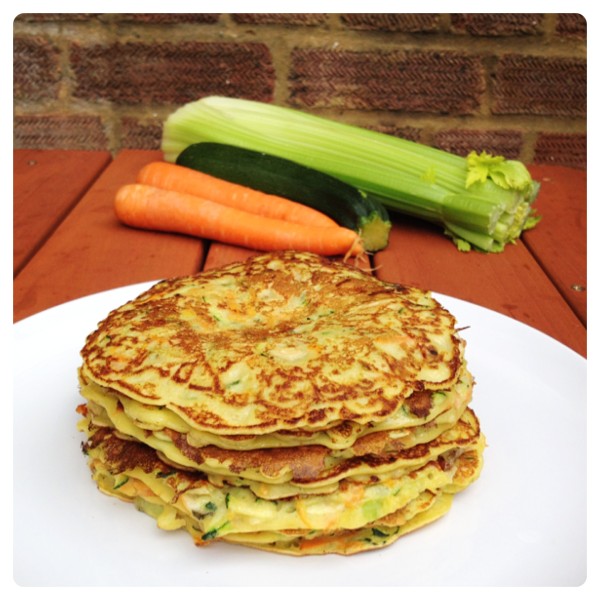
[176,142,391,252]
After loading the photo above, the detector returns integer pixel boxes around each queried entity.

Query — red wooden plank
[373,216,586,357]
[13,149,586,359]
[203,243,262,271]
[524,164,586,324]
[202,243,372,273]
[13,149,112,276]
[14,150,206,322]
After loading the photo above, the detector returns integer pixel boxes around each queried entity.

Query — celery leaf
[466,151,533,193]
[524,212,542,230]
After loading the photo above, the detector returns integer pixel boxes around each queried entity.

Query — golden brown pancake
[79,367,474,491]
[77,251,485,555]
[80,252,464,436]
[79,364,471,451]
[79,414,484,555]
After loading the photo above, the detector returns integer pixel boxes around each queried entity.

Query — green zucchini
[176,142,391,252]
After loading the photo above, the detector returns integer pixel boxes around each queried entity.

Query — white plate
[13,283,587,586]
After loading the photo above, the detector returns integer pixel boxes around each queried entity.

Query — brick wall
[13,13,587,169]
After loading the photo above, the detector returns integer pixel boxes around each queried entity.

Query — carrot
[115,184,363,257]
[137,161,339,228]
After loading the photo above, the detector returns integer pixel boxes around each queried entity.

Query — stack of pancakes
[77,251,485,555]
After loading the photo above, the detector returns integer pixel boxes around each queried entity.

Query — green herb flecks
[113,476,129,490]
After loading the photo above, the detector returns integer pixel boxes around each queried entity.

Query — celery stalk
[162,96,540,252]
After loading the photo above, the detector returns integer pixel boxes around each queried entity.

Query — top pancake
[80,252,464,435]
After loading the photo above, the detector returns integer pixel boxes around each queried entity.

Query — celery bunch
[162,96,540,252]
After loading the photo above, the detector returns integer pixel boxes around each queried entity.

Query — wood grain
[13,152,586,357]
[524,165,586,324]
[202,243,372,273]
[13,149,111,276]
[374,207,586,357]
[14,150,205,322]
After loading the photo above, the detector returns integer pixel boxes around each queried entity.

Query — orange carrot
[115,184,363,257]
[137,161,339,228]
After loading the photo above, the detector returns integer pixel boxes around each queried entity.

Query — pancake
[79,366,474,490]
[79,252,464,436]
[79,416,484,555]
[79,399,479,499]
[79,364,471,451]
[77,251,486,555]
[224,491,454,555]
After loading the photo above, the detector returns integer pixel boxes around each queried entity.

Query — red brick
[13,114,109,150]
[492,54,586,117]
[533,133,586,170]
[116,14,221,24]
[433,129,523,159]
[289,48,484,114]
[14,35,61,101]
[340,13,440,33]
[121,117,163,150]
[14,14,95,22]
[367,124,422,143]
[232,14,328,26]
[450,13,543,36]
[69,41,275,105]
[555,14,587,39]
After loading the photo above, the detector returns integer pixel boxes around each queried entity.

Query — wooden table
[13,149,587,358]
